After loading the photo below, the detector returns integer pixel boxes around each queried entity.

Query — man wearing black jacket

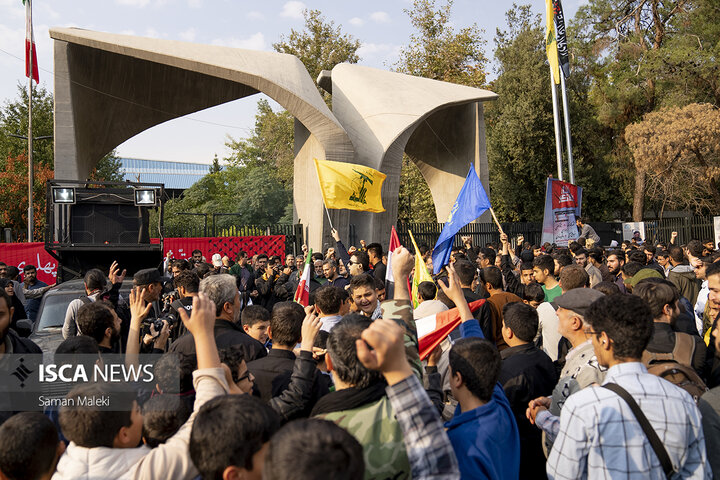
[499,303,557,479]
[247,302,330,418]
[170,274,266,362]
[453,260,494,341]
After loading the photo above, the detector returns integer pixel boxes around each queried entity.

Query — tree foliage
[0,154,53,241]
[395,0,486,222]
[225,99,295,188]
[395,0,488,87]
[165,8,363,232]
[626,103,720,214]
[273,9,361,88]
[572,0,712,219]
[0,84,54,169]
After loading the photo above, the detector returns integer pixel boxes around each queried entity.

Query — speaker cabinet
[70,203,150,244]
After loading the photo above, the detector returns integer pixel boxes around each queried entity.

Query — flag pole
[550,68,564,182]
[323,202,335,231]
[27,0,34,243]
[488,207,504,236]
[559,73,575,184]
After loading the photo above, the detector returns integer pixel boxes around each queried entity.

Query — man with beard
[606,250,627,293]
[169,274,266,362]
[76,302,122,354]
[0,289,41,355]
[21,265,54,322]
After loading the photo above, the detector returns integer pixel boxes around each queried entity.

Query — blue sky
[0,0,585,164]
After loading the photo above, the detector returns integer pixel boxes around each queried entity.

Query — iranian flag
[417,299,486,360]
[293,249,312,307]
[24,0,39,83]
[384,226,402,299]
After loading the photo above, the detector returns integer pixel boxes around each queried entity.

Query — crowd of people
[0,223,719,479]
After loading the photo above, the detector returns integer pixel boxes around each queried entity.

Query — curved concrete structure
[50,27,353,249]
[329,64,497,244]
[50,29,497,251]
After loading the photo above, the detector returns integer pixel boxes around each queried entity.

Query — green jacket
[318,396,411,480]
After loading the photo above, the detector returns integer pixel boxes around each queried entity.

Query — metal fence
[398,214,717,249]
[166,216,304,255]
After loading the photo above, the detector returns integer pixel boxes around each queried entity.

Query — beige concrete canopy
[328,64,497,244]
[50,28,497,251]
[50,27,353,180]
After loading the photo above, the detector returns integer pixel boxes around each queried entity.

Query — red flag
[24,0,39,83]
[384,226,401,298]
[293,249,312,307]
[416,299,486,360]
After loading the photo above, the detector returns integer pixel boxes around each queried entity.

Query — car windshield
[37,294,79,330]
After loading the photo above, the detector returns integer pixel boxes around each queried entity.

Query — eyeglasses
[583,328,600,336]
[236,370,252,383]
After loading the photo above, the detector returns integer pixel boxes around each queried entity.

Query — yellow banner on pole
[314,158,386,213]
[546,0,560,84]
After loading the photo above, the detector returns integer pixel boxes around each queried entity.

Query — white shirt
[537,302,561,361]
[547,362,710,479]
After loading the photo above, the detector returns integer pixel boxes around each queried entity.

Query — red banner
[0,242,58,284]
[162,236,286,262]
[0,236,285,283]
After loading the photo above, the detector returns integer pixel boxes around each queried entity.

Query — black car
[29,279,133,355]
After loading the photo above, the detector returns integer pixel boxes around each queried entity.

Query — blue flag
[432,167,491,274]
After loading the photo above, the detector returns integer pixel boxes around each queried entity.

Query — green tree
[273,9,361,90]
[225,99,295,188]
[91,149,124,182]
[0,84,54,169]
[572,0,702,220]
[208,154,222,174]
[395,0,488,87]
[485,6,555,221]
[394,0,488,222]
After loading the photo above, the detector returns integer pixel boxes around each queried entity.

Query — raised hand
[178,292,217,337]
[109,261,127,285]
[300,307,322,352]
[129,287,152,323]
[355,317,411,386]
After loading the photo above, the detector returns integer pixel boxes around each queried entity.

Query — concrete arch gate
[51,28,496,251]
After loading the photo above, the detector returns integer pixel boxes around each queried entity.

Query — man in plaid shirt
[546,293,710,479]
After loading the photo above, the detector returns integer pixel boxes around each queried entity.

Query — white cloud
[349,17,364,27]
[280,1,305,19]
[179,27,196,42]
[246,11,264,20]
[370,11,390,23]
[39,3,61,19]
[357,43,402,66]
[211,32,266,51]
[120,29,137,36]
[116,0,151,7]
[187,0,202,8]
[144,27,162,38]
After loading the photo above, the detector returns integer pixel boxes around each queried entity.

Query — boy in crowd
[499,303,557,479]
[241,305,271,347]
[54,293,231,479]
[0,412,64,480]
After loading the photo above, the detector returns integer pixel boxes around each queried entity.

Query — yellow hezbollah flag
[408,229,433,308]
[546,0,560,84]
[314,158,386,213]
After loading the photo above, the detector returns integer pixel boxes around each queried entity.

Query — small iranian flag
[384,226,401,299]
[417,299,486,360]
[24,0,39,83]
[293,249,312,307]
